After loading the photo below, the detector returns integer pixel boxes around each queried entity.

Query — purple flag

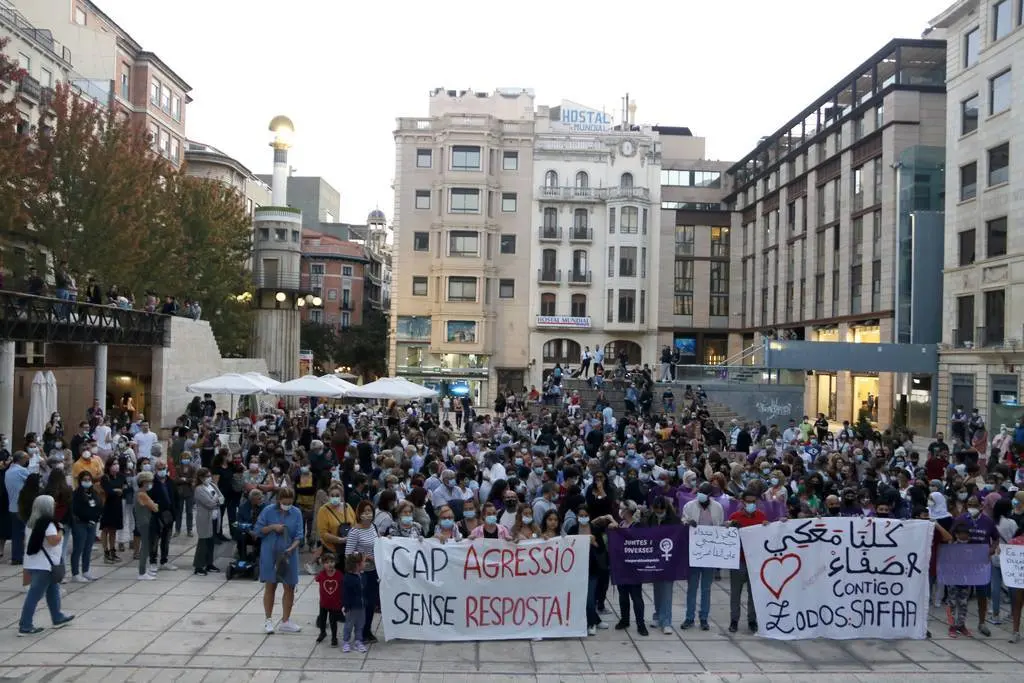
[937,543,992,586]
[607,526,689,585]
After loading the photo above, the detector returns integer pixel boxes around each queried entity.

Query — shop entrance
[852,375,880,423]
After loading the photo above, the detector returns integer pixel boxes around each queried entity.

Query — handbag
[43,544,65,584]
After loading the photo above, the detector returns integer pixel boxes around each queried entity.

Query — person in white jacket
[680,483,725,630]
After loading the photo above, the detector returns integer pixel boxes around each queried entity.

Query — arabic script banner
[739,518,933,640]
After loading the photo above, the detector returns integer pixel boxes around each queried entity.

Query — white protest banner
[375,536,588,641]
[1000,544,1024,589]
[689,525,740,569]
[739,518,933,640]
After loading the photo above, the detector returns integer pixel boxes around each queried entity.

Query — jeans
[61,530,71,571]
[361,568,379,640]
[173,494,194,534]
[71,522,95,575]
[617,583,645,626]
[686,567,714,623]
[138,531,151,575]
[19,569,67,632]
[595,570,609,611]
[652,580,674,628]
[992,565,1005,615]
[343,607,365,643]
[10,523,24,563]
[586,576,600,627]
[730,563,756,624]
[150,518,172,564]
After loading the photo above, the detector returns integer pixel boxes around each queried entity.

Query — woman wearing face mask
[572,504,614,636]
[99,458,126,563]
[430,504,462,543]
[458,498,482,538]
[43,413,63,456]
[391,500,422,539]
[373,490,397,537]
[954,494,999,636]
[255,487,304,634]
[762,470,788,503]
[172,449,197,538]
[645,496,682,634]
[316,482,355,561]
[988,498,1016,626]
[70,445,103,487]
[70,472,101,582]
[470,501,511,540]
[193,467,225,576]
[346,500,381,643]
[17,495,74,635]
[510,505,540,541]
[41,461,72,576]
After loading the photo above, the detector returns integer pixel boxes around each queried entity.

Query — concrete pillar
[272,148,289,206]
[0,341,14,440]
[94,344,108,410]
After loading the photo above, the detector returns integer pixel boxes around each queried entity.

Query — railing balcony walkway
[0,290,168,346]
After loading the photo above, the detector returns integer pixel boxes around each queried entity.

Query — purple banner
[675,491,787,521]
[937,543,992,586]
[608,525,689,585]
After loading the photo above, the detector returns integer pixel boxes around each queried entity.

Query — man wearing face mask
[681,483,724,631]
[71,443,103,487]
[5,452,30,564]
[727,490,767,634]
[147,460,177,572]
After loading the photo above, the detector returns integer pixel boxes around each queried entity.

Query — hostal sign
[559,100,612,133]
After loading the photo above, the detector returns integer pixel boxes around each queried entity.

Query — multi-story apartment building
[184,140,271,217]
[300,230,367,331]
[725,39,947,430]
[932,0,1024,431]
[16,0,190,167]
[528,100,661,387]
[657,129,734,365]
[390,88,535,405]
[1,0,73,134]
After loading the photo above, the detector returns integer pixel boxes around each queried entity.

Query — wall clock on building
[620,140,636,157]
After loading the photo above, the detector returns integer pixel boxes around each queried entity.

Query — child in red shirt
[315,552,343,646]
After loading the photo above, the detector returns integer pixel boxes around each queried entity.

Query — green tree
[334,309,388,379]
[300,320,339,372]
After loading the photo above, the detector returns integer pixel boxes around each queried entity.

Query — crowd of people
[2,386,1024,649]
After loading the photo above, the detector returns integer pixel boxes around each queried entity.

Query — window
[342,266,353,277]
[990,70,1012,115]
[413,232,429,251]
[710,227,729,257]
[571,294,587,317]
[851,217,864,267]
[571,249,589,278]
[620,207,639,234]
[962,95,980,134]
[542,207,558,231]
[541,249,557,280]
[120,66,129,98]
[540,293,556,316]
[608,207,616,233]
[327,289,338,301]
[448,231,479,257]
[171,95,181,120]
[873,160,882,204]
[160,85,171,111]
[573,208,588,231]
[814,274,825,318]
[960,162,978,200]
[959,229,976,265]
[852,166,864,210]
[994,0,1011,40]
[502,151,518,171]
[710,262,729,316]
[416,149,432,168]
[871,260,881,310]
[341,312,351,329]
[38,67,52,88]
[620,173,633,188]
[988,143,1009,185]
[447,277,477,301]
[875,104,884,129]
[415,190,430,209]
[956,295,975,345]
[500,235,516,254]
[501,192,517,212]
[575,171,589,188]
[544,170,558,187]
[617,290,636,322]
[674,260,694,315]
[451,145,481,171]
[850,265,863,314]
[158,129,170,156]
[73,6,87,24]
[694,171,722,188]
[965,27,980,67]
[619,247,637,277]
[499,279,515,298]
[449,188,480,213]
[987,217,1007,257]
[412,276,428,296]
[150,79,161,105]
[985,289,1005,345]
[169,138,179,163]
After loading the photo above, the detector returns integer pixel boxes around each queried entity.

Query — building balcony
[568,270,592,286]
[976,325,1005,349]
[340,300,354,311]
[537,186,651,202]
[16,75,41,103]
[603,186,650,201]
[537,268,561,285]
[252,271,315,293]
[569,227,593,243]
[0,290,166,347]
[538,226,562,242]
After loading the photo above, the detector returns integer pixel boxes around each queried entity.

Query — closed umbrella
[25,372,47,439]
[44,371,58,418]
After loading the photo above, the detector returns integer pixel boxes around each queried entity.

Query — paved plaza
[0,536,1021,682]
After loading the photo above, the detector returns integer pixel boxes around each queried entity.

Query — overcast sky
[97,0,952,223]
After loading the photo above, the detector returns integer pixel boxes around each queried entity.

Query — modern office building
[658,129,734,365]
[527,100,662,387]
[255,175,342,226]
[931,0,1024,430]
[16,0,191,167]
[724,39,947,431]
[390,88,536,405]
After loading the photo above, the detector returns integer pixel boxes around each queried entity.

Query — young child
[315,553,343,646]
[948,520,974,638]
[342,552,367,652]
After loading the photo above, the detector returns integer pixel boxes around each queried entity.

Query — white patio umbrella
[186,373,274,395]
[344,376,438,401]
[241,372,281,392]
[25,372,48,439]
[43,371,58,418]
[273,374,347,398]
[319,374,358,394]
[334,372,358,381]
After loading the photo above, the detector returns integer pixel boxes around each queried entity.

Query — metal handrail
[0,290,167,347]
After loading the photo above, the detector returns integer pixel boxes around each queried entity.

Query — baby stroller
[225,521,260,580]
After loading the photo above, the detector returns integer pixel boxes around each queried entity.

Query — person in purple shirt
[955,494,999,637]
[646,469,678,509]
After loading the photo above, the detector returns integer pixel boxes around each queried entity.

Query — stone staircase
[562,378,746,425]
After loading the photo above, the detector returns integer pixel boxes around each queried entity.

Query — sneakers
[977,623,991,637]
[614,620,629,630]
[596,622,609,630]
[342,642,351,653]
[636,624,649,636]
[82,572,96,581]
[958,625,973,637]
[330,637,337,647]
[700,621,710,631]
[354,641,367,653]
[277,620,301,633]
[52,615,74,629]
[17,626,44,637]
[264,619,275,634]
[662,626,672,635]
[587,626,597,636]
[948,625,960,639]
[1010,632,1021,643]
[748,621,758,633]
[72,574,89,583]
[680,620,694,630]
[137,573,155,581]
[990,614,1003,625]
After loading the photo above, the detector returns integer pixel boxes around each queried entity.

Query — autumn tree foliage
[0,45,255,354]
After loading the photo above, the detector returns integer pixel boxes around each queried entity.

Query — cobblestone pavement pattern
[0,536,1021,682]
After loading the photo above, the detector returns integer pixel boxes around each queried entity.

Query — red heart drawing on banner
[760,553,802,599]
[323,579,339,595]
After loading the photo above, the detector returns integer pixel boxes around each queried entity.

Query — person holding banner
[726,490,766,634]
[955,494,999,637]
[645,496,681,634]
[612,500,648,636]
[680,483,724,631]
[430,505,462,543]
[469,502,510,540]
[569,504,613,636]
[254,487,304,634]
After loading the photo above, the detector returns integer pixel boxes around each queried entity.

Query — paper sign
[999,544,1024,589]
[689,525,740,569]
[936,543,992,586]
